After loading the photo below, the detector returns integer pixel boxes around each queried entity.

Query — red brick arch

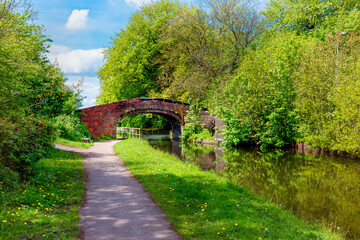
[78,98,221,140]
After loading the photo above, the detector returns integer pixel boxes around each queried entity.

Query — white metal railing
[116,127,141,139]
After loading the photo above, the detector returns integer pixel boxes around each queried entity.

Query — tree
[215,32,310,148]
[263,0,360,34]
[0,0,74,118]
[158,0,264,102]
[158,7,223,101]
[97,0,186,104]
[295,32,360,154]
[0,0,84,178]
[203,0,264,69]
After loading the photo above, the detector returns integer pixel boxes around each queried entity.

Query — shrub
[52,114,89,141]
[181,99,204,141]
[0,117,54,177]
[182,99,214,142]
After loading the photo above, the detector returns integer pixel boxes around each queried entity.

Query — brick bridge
[78,98,224,140]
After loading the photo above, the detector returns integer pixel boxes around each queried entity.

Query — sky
[31,0,267,108]
[31,0,152,108]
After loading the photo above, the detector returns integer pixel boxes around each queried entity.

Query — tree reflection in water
[145,134,360,239]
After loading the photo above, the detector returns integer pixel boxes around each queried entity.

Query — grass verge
[114,139,343,240]
[0,148,84,239]
[55,137,93,149]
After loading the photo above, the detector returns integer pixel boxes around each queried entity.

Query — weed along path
[55,140,182,240]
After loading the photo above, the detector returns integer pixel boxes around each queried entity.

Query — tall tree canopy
[158,0,264,102]
[264,0,360,34]
[0,0,73,117]
[97,0,186,104]
[97,0,264,104]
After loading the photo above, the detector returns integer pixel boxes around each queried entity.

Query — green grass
[0,148,84,239]
[55,137,93,148]
[95,135,116,141]
[114,139,343,240]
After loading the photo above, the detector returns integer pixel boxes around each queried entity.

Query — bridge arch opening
[117,113,172,133]
[117,110,182,140]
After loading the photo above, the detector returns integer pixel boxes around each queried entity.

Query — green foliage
[0,117,54,177]
[264,0,360,34]
[0,167,19,192]
[119,113,170,129]
[192,128,214,142]
[97,0,186,104]
[181,99,212,141]
[295,32,360,154]
[217,32,307,149]
[114,139,343,240]
[0,148,83,239]
[52,114,89,141]
[0,1,74,118]
[54,138,94,149]
[158,0,264,101]
[0,1,84,179]
[95,135,116,141]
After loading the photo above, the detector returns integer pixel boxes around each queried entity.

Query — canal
[141,133,360,239]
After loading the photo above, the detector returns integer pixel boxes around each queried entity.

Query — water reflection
[222,149,360,239]
[143,134,360,239]
[143,134,226,170]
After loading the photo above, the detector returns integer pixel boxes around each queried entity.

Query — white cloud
[125,0,151,8]
[67,75,100,108]
[48,46,104,74]
[66,9,90,30]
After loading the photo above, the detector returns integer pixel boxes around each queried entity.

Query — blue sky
[32,0,148,108]
[31,0,267,108]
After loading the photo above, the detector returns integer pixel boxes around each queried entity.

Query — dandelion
[2,220,7,223]
[235,223,238,226]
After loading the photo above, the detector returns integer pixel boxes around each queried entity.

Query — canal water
[141,134,360,239]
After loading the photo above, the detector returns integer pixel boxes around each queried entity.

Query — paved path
[55,140,182,240]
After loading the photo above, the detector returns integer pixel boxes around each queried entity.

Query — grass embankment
[55,137,93,149]
[0,148,84,239]
[114,139,343,240]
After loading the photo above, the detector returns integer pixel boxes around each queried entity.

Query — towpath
[55,140,182,240]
